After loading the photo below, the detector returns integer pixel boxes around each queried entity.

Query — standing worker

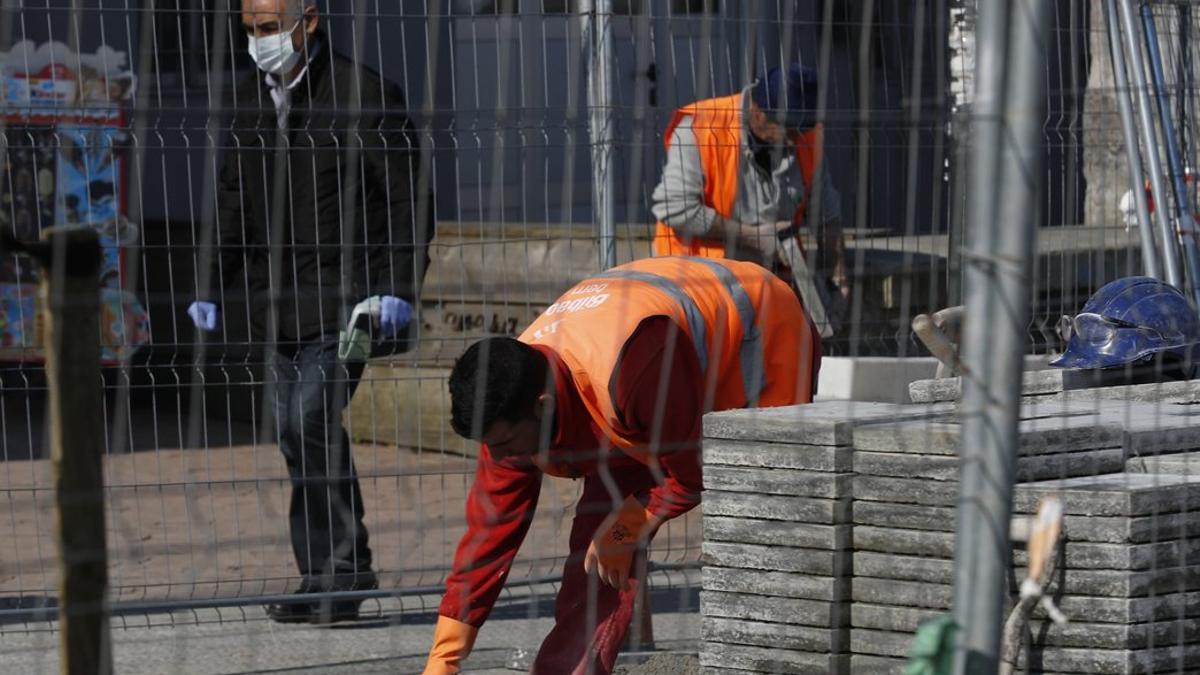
[422,256,819,674]
[651,63,850,336]
[186,0,434,623]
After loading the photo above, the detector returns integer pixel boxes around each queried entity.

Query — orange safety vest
[520,256,816,470]
[653,92,825,258]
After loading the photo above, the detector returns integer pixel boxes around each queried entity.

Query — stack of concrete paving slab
[846,402,1127,673]
[698,401,946,674]
[1007,473,1200,673]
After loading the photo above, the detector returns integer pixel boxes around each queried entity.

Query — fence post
[951,0,1050,672]
[584,0,617,270]
[40,226,110,675]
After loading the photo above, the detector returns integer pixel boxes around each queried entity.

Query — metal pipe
[584,0,616,270]
[1141,4,1200,306]
[952,0,1050,671]
[1119,0,1185,288]
[1104,0,1160,279]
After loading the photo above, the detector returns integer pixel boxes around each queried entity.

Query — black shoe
[265,572,378,625]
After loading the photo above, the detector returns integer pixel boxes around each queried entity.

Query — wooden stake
[39,227,111,675]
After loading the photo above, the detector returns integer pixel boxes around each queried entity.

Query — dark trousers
[531,464,658,675]
[271,341,372,581]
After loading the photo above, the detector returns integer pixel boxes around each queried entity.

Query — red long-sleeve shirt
[438,317,704,627]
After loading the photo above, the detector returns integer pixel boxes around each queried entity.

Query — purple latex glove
[378,296,413,337]
[187,301,219,332]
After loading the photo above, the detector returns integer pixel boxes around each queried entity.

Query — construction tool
[776,226,838,338]
[337,295,383,362]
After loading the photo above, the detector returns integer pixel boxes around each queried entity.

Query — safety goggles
[1057,312,1169,346]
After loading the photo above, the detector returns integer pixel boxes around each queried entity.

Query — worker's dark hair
[449,338,549,440]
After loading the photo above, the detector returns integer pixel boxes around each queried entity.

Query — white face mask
[247,21,303,75]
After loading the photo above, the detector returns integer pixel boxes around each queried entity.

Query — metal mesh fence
[2,0,1196,673]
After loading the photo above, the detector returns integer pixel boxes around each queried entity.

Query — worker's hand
[737,221,794,266]
[378,295,413,337]
[187,301,219,332]
[584,495,658,590]
[422,615,478,675]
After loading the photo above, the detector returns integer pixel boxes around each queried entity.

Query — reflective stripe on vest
[594,269,710,373]
[688,257,766,406]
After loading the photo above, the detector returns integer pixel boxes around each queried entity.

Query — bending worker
[651,63,850,335]
[422,256,818,674]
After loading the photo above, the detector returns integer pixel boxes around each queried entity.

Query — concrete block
[1012,539,1200,571]
[852,578,952,611]
[1033,591,1200,624]
[699,645,849,675]
[700,591,850,628]
[704,439,853,473]
[853,476,960,507]
[908,368,1064,404]
[1022,617,1200,650]
[1052,379,1200,404]
[702,542,852,577]
[856,550,1200,597]
[855,501,1200,543]
[704,466,854,499]
[703,401,949,446]
[702,566,851,602]
[852,415,1123,457]
[852,552,953,585]
[847,654,908,675]
[852,525,956,559]
[852,447,1125,482]
[703,491,852,524]
[1127,451,1200,475]
[702,616,847,653]
[704,517,852,550]
[1017,643,1200,674]
[851,603,942,633]
[1013,472,1200,516]
[849,628,919,658]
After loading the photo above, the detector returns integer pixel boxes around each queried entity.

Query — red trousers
[530,463,658,675]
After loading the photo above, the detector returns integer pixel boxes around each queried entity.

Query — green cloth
[903,615,958,675]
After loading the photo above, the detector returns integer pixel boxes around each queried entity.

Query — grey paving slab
[1127,451,1200,475]
[853,447,1125,482]
[702,491,852,525]
[855,550,1200,598]
[1052,379,1200,404]
[1016,644,1200,674]
[852,525,956,558]
[699,591,849,628]
[703,517,852,550]
[852,412,1123,457]
[853,627,1200,672]
[855,501,1200,543]
[699,645,849,675]
[703,439,853,473]
[1021,617,1200,651]
[855,578,1200,623]
[703,401,950,446]
[851,603,942,633]
[908,369,1066,404]
[853,476,960,507]
[703,466,854,499]
[851,578,952,611]
[702,566,850,602]
[1010,538,1200,571]
[701,542,851,576]
[1013,472,1200,516]
[847,654,908,675]
[702,616,846,653]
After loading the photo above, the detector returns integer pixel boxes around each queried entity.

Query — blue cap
[751,64,819,130]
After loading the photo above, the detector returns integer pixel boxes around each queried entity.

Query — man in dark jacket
[186,0,434,623]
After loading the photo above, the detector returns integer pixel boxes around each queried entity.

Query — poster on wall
[0,41,149,364]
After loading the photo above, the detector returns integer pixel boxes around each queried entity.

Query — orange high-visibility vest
[653,92,825,258]
[520,257,816,468]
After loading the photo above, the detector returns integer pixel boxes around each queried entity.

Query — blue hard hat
[751,64,819,130]
[1050,276,1200,369]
